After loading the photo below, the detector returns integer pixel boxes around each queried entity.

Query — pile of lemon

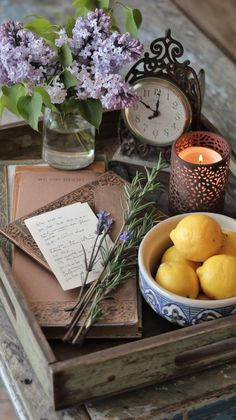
[155,214,236,300]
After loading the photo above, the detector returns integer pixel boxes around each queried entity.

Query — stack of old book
[0,162,142,339]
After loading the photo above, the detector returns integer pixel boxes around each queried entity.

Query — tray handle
[175,337,236,366]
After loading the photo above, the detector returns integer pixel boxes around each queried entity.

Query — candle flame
[198,154,203,164]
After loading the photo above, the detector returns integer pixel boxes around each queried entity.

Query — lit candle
[168,131,231,214]
[178,146,222,164]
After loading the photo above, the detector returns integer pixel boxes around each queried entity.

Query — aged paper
[25,202,111,291]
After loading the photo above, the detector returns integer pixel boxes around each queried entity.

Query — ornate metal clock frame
[119,29,205,159]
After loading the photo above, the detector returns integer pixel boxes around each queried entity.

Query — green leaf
[76,99,103,129]
[34,86,52,109]
[108,10,120,32]
[61,98,78,114]
[63,69,78,89]
[58,44,73,68]
[124,8,142,37]
[23,13,49,21]
[17,92,43,131]
[0,95,6,118]
[73,0,110,17]
[73,0,110,14]
[24,17,58,43]
[75,8,86,16]
[24,16,55,32]
[1,84,26,116]
[65,16,76,37]
[132,9,142,30]
[73,0,96,12]
[41,31,57,44]
[97,0,110,8]
[34,87,60,113]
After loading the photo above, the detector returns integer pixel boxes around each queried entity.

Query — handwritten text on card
[25,203,112,291]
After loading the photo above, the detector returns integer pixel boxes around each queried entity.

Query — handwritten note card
[25,203,112,291]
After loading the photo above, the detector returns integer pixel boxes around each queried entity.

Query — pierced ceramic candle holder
[168,131,231,214]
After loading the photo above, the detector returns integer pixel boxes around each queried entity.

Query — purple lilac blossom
[68,8,112,56]
[0,20,57,86]
[72,70,139,108]
[97,74,139,109]
[45,76,67,104]
[115,32,144,61]
[55,9,144,109]
[55,28,68,48]
[0,11,144,110]
[91,32,144,75]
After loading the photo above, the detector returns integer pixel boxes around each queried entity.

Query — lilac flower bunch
[56,9,144,110]
[0,20,57,86]
[0,4,144,131]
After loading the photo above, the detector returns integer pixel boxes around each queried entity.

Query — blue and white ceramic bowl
[138,212,236,327]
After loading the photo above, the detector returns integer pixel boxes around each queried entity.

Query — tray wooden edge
[1,248,236,409]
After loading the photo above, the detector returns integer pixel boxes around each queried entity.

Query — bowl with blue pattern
[138,212,236,327]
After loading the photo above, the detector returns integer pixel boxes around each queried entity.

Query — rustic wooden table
[1,0,236,418]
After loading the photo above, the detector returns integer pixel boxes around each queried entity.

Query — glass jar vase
[42,109,95,170]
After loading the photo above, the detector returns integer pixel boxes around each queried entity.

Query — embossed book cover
[0,169,142,338]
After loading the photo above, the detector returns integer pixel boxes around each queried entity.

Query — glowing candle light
[169,131,231,214]
[178,146,222,164]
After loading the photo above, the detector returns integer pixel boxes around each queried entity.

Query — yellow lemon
[161,245,201,271]
[170,214,223,262]
[197,292,210,300]
[155,262,200,298]
[218,231,236,257]
[197,254,236,299]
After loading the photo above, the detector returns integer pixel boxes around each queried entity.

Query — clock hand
[140,98,161,119]
[140,100,156,113]
[155,93,161,113]
[148,113,159,120]
[148,94,161,120]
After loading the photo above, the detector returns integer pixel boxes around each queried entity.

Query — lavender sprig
[63,156,166,345]
[65,210,114,314]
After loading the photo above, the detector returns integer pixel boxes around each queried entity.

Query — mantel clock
[119,29,205,158]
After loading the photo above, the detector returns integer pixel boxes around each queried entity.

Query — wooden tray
[0,113,236,410]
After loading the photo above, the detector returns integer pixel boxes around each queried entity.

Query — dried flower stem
[64,229,107,314]
[63,222,125,341]
[63,156,166,345]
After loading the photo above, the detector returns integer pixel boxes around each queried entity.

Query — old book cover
[0,160,46,259]
[4,170,142,338]
[14,160,106,174]
[12,166,105,221]
[9,160,106,220]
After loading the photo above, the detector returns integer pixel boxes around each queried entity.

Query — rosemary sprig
[63,156,166,345]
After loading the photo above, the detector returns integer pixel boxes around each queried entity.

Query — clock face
[122,77,192,146]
